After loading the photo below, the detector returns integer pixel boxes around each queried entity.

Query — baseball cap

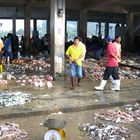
[105,36,113,42]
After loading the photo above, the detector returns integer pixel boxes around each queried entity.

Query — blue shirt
[4,39,12,52]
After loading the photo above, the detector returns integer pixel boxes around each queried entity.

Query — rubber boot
[0,64,3,73]
[82,67,86,78]
[95,80,107,91]
[71,77,74,90]
[5,58,8,65]
[78,78,81,87]
[10,59,12,64]
[71,77,77,90]
[110,75,115,84]
[111,80,120,91]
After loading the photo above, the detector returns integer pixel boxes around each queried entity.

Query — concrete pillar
[13,17,16,36]
[12,8,17,36]
[33,19,38,38]
[134,24,140,34]
[47,18,50,34]
[133,18,140,34]
[126,13,134,51]
[24,6,31,54]
[79,9,87,42]
[33,19,37,31]
[50,0,65,76]
[98,22,101,37]
[105,22,109,37]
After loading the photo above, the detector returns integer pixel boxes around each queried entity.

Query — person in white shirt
[113,36,121,62]
[79,41,86,61]
[110,35,122,84]
[78,39,86,85]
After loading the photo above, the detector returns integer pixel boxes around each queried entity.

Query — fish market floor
[0,79,140,119]
[0,108,140,140]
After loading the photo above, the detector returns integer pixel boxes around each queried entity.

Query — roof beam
[121,0,140,5]
[26,0,48,8]
[0,0,26,6]
[85,0,121,9]
[128,6,140,14]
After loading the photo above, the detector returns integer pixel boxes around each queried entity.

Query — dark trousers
[82,66,86,78]
[0,53,3,64]
[82,61,86,78]
[103,66,119,80]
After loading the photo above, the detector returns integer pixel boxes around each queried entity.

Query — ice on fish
[0,91,31,107]
[79,122,131,140]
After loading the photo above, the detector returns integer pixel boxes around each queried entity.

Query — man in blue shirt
[4,34,13,64]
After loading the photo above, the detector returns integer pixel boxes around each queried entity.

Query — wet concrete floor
[0,79,140,119]
[0,79,139,139]
[0,108,140,140]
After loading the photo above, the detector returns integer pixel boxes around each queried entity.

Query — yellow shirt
[66,44,84,66]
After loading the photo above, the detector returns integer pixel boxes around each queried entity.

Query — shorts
[70,62,83,78]
[103,66,119,80]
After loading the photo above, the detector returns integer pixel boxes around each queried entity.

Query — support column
[33,19,38,38]
[50,0,65,76]
[13,8,17,36]
[24,6,31,54]
[105,22,109,37]
[33,19,37,31]
[47,18,50,34]
[79,9,87,42]
[13,17,16,36]
[126,13,134,51]
[133,18,140,34]
[98,22,101,37]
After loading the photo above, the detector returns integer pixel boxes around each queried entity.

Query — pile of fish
[121,53,140,65]
[124,103,140,111]
[94,109,134,124]
[119,68,140,79]
[129,110,140,120]
[16,75,53,88]
[0,71,53,88]
[16,75,45,87]
[0,56,54,88]
[84,59,105,81]
[3,52,50,76]
[80,103,140,139]
[0,80,8,85]
[124,103,140,131]
[0,73,11,85]
[84,55,140,80]
[0,91,31,107]
[124,103,140,120]
[79,122,131,140]
[4,59,51,76]
[134,122,140,130]
[0,72,16,80]
[0,123,27,140]
[94,103,140,123]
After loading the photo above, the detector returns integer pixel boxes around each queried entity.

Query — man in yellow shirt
[66,36,84,90]
[0,38,4,72]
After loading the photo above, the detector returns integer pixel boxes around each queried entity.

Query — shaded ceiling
[0,0,140,14]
